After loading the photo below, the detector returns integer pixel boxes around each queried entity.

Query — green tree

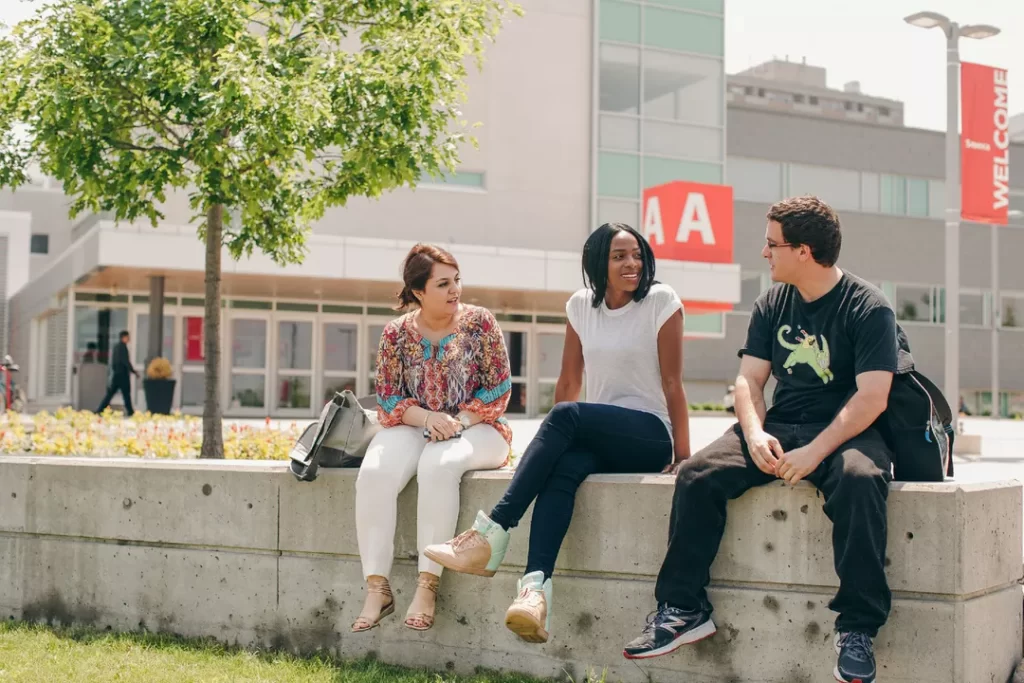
[0,0,518,457]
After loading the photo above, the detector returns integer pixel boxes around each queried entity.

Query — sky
[1,0,1021,133]
[724,0,1023,131]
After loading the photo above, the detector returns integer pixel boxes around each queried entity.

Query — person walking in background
[351,243,513,634]
[96,330,138,416]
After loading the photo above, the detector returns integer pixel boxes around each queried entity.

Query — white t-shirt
[565,283,683,439]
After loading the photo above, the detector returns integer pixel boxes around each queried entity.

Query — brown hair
[766,195,842,267]
[395,243,460,310]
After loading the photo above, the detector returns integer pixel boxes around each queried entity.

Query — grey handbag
[288,390,382,482]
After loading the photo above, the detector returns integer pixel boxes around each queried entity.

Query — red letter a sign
[642,181,733,264]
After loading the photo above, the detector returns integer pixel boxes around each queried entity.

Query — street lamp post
[904,11,1001,427]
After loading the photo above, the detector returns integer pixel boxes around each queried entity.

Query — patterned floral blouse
[375,305,513,447]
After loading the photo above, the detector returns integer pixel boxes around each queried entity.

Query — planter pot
[143,378,176,415]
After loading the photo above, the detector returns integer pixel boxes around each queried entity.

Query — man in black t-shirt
[624,196,896,683]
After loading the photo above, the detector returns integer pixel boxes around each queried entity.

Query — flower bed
[0,409,303,460]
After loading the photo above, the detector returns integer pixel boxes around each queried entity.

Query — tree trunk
[200,203,224,459]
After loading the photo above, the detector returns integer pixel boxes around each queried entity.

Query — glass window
[958,292,985,326]
[506,381,528,415]
[788,164,861,212]
[860,172,879,213]
[323,322,358,372]
[135,314,175,364]
[230,375,265,409]
[908,178,929,217]
[277,321,313,370]
[599,44,640,114]
[643,7,723,56]
[727,157,783,204]
[420,170,485,188]
[232,319,267,369]
[180,372,204,407]
[685,312,724,335]
[642,50,722,126]
[599,0,640,43]
[367,324,387,380]
[643,156,721,187]
[597,199,640,228]
[1001,295,1024,328]
[30,234,48,254]
[642,121,721,162]
[895,285,932,322]
[738,272,765,311]
[599,114,639,151]
[277,376,311,410]
[73,306,129,366]
[598,152,640,198]
[654,0,724,12]
[504,331,528,379]
[881,175,907,215]
[322,376,357,404]
[537,333,565,379]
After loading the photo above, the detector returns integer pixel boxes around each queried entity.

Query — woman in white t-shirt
[423,223,691,644]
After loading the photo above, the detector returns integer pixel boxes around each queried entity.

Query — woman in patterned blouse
[351,243,513,633]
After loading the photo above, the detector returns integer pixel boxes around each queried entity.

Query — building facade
[4,0,1024,417]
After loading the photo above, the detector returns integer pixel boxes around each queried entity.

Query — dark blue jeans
[489,402,672,579]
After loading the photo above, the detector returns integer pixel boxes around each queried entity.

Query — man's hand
[746,428,783,476]
[776,445,825,485]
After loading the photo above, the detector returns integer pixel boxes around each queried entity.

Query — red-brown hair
[396,243,460,310]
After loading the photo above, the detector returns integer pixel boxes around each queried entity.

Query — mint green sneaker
[422,510,511,577]
[505,570,553,643]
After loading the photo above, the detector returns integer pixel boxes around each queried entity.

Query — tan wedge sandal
[351,575,394,633]
[404,573,440,631]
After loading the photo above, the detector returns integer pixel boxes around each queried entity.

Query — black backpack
[877,368,955,482]
[875,325,955,482]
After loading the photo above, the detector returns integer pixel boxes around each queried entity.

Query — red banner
[642,180,734,264]
[961,62,1010,224]
[185,317,204,362]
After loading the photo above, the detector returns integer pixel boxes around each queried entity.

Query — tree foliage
[0,0,518,456]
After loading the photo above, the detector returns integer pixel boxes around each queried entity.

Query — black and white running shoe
[833,631,876,683]
[622,604,717,660]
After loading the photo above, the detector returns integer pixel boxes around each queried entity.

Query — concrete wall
[0,456,1020,683]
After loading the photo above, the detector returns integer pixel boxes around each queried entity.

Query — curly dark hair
[766,195,842,267]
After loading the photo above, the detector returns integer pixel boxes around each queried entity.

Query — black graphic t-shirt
[739,271,903,425]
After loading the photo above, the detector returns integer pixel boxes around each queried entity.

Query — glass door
[535,324,575,415]
[274,316,316,416]
[502,322,531,415]
[321,317,361,407]
[227,313,270,415]
[179,309,207,415]
[132,311,176,411]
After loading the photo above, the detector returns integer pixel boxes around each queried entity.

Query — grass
[0,621,554,683]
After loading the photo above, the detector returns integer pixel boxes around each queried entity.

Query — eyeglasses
[765,240,797,250]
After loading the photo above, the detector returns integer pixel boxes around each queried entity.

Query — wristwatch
[458,413,472,430]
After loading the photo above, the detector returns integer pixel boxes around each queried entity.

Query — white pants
[355,423,509,578]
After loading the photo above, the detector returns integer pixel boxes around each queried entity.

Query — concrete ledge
[0,456,1021,683]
